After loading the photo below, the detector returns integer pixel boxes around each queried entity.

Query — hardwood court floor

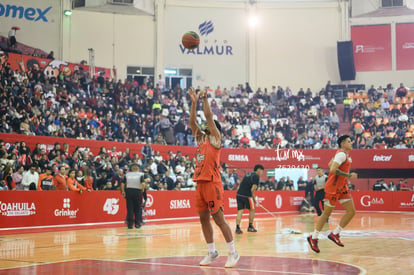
[0,212,413,274]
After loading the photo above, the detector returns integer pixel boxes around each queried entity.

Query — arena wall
[3,1,414,91]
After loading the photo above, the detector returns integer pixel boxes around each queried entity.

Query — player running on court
[189,87,240,268]
[308,135,358,253]
[235,164,264,234]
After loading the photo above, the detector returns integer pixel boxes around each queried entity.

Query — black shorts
[10,36,16,46]
[236,195,254,210]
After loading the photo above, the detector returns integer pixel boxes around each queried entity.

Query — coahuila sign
[0,201,36,216]
[0,4,52,22]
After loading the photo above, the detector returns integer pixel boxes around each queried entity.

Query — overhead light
[64,10,72,16]
[248,14,259,28]
[136,69,141,73]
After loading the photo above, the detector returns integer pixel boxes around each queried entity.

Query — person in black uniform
[235,164,264,234]
[121,163,150,229]
[138,176,149,225]
[313,167,328,216]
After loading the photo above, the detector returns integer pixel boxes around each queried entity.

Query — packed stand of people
[0,140,197,192]
[346,83,414,149]
[372,178,411,191]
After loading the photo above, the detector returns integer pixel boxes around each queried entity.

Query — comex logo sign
[360,195,384,207]
[179,20,234,55]
[0,4,52,22]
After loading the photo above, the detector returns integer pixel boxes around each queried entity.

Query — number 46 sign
[103,198,120,215]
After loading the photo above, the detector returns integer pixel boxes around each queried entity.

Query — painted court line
[114,259,325,275]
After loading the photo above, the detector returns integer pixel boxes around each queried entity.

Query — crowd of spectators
[0,45,413,149]
[347,83,414,149]
[372,178,411,191]
[0,139,200,191]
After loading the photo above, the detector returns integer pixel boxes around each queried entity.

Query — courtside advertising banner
[396,23,414,70]
[1,191,413,230]
[352,191,393,212]
[0,191,126,229]
[144,191,305,221]
[351,25,392,71]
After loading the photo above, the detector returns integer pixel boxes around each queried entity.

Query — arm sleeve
[37,175,43,191]
[21,172,30,187]
[333,152,347,165]
[143,189,147,201]
[67,179,79,191]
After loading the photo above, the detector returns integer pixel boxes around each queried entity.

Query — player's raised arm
[199,89,221,148]
[189,87,203,141]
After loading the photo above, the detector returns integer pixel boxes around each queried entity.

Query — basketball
[182,31,200,50]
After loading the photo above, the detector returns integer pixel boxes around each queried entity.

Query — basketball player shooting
[308,135,358,253]
[188,87,240,268]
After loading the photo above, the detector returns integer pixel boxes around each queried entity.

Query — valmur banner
[351,25,392,71]
[396,23,414,70]
[1,134,413,169]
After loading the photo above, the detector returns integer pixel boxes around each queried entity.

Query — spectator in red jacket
[53,166,68,190]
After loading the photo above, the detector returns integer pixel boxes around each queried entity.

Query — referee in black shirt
[235,164,264,234]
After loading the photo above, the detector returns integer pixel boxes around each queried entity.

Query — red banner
[143,191,304,221]
[0,191,126,229]
[351,191,393,211]
[392,191,414,211]
[0,133,413,169]
[351,25,392,71]
[3,52,112,78]
[143,190,414,221]
[396,23,414,70]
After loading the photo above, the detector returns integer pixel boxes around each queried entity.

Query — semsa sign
[0,3,52,22]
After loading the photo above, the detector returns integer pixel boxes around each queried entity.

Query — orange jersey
[67,178,87,192]
[53,174,68,190]
[193,136,221,182]
[84,176,94,190]
[325,149,352,193]
[37,173,53,191]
